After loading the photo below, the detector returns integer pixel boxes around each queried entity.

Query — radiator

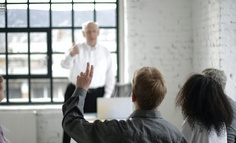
[0,110,37,143]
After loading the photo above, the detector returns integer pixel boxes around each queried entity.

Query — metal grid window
[0,0,119,104]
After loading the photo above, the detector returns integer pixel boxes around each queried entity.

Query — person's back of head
[132,67,167,110]
[176,74,233,136]
[202,68,227,90]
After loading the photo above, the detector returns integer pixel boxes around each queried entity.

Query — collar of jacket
[127,109,162,120]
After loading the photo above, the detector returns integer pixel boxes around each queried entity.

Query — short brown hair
[132,67,167,110]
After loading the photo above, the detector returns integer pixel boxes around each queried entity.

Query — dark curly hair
[176,74,233,136]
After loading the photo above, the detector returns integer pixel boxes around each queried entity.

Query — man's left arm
[62,88,92,142]
[62,88,113,143]
[62,62,105,143]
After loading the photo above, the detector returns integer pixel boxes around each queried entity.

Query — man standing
[202,68,236,143]
[61,21,115,143]
[62,63,187,143]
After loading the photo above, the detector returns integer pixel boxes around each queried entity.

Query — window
[0,0,118,104]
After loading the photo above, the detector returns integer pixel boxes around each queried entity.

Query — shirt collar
[85,42,99,50]
[127,109,162,119]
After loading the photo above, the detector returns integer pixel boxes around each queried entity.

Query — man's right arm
[61,42,79,69]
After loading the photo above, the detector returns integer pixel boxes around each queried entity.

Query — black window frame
[0,0,119,105]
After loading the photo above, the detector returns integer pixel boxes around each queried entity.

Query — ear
[132,93,136,102]
[82,31,86,37]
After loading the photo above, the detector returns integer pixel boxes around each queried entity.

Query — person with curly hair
[176,74,233,143]
[202,68,236,143]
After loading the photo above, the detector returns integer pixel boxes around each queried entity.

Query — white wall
[192,0,221,72]
[124,0,236,129]
[220,0,236,101]
[125,0,193,128]
[0,106,63,143]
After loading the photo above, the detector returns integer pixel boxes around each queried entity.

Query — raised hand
[76,62,94,91]
[70,41,79,57]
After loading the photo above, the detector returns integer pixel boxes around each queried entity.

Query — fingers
[80,72,83,76]
[85,62,93,78]
[85,62,90,77]
[90,65,94,78]
[73,41,76,46]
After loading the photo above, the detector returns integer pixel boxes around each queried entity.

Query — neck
[87,42,96,47]
[134,102,158,111]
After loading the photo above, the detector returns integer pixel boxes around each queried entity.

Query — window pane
[9,79,28,102]
[0,55,6,75]
[111,53,117,77]
[53,78,68,102]
[7,4,27,28]
[98,29,116,52]
[8,55,28,75]
[0,1,5,3]
[96,4,116,27]
[52,4,72,27]
[8,32,28,53]
[74,29,85,43]
[30,54,47,75]
[52,54,69,77]
[52,29,72,52]
[30,32,47,53]
[31,79,50,102]
[0,33,5,53]
[30,4,49,27]
[74,4,94,27]
[7,0,27,2]
[0,4,5,27]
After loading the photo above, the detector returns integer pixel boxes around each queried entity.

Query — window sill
[0,104,62,111]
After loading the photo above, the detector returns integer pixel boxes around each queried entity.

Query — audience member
[176,74,233,143]
[202,68,236,143]
[62,63,187,143]
[0,76,10,143]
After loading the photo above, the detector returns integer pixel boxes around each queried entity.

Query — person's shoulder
[97,44,111,54]
[159,119,184,134]
[227,96,236,108]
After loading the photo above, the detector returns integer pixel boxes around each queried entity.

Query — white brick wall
[125,0,236,128]
[192,0,221,72]
[220,0,236,100]
[125,0,192,128]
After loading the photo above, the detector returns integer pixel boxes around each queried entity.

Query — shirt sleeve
[227,97,236,143]
[62,88,116,143]
[181,120,194,143]
[227,125,236,143]
[103,53,116,98]
[60,46,75,69]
